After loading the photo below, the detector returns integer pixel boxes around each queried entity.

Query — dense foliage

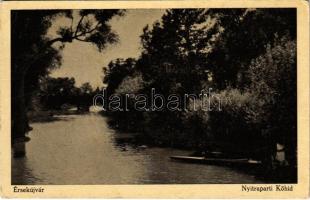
[38,77,99,111]
[103,9,297,173]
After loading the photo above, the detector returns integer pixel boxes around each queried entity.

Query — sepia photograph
[10,7,298,185]
[0,0,309,198]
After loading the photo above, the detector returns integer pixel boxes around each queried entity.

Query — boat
[170,155,262,169]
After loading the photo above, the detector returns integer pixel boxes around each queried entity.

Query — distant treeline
[102,9,297,171]
[36,77,101,111]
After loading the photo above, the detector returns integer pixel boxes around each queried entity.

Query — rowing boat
[170,156,261,168]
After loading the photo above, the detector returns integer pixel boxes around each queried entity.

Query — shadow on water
[112,131,297,184]
[12,113,290,184]
[11,154,42,185]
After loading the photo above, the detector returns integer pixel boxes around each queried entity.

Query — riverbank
[13,113,265,184]
[24,111,297,183]
[27,109,88,123]
[101,111,297,183]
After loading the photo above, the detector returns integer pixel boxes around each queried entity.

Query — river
[12,112,263,184]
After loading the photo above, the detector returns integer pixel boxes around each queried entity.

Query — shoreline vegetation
[98,9,297,183]
[101,111,296,183]
[26,109,297,183]
[27,109,88,123]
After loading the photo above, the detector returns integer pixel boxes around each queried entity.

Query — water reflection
[11,155,41,184]
[12,113,263,184]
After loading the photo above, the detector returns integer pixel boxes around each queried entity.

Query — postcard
[0,0,309,198]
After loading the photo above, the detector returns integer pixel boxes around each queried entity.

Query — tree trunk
[12,70,28,141]
[12,70,31,157]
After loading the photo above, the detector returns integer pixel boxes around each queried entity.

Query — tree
[247,36,297,167]
[39,78,97,111]
[101,9,297,169]
[103,9,217,147]
[12,9,124,141]
[39,77,76,110]
[205,36,297,167]
[103,58,136,95]
[139,9,213,95]
[77,82,94,111]
[205,8,296,89]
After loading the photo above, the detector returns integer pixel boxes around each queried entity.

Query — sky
[50,9,165,88]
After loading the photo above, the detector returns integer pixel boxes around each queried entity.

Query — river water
[12,113,263,184]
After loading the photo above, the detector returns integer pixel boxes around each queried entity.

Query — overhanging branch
[74,15,85,37]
